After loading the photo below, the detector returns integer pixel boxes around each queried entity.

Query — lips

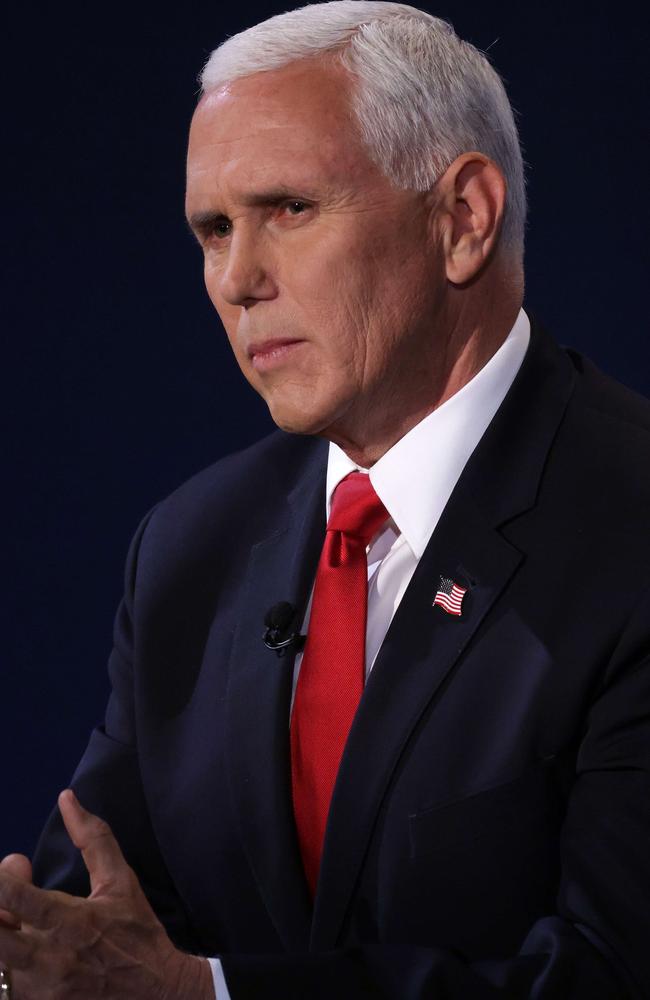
[247,338,306,371]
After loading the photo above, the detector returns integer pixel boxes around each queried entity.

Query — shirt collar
[326,308,531,558]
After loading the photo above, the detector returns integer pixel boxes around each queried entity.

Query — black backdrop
[4,0,647,857]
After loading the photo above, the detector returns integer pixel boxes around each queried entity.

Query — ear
[432,153,507,284]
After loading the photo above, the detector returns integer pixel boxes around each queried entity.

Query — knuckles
[2,840,174,997]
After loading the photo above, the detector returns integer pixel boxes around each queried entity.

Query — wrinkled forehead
[190,58,357,143]
[186,60,380,204]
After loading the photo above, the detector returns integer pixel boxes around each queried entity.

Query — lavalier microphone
[263,602,306,657]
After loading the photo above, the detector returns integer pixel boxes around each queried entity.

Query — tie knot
[327,472,389,542]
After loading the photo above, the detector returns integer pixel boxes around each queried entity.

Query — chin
[264,396,336,438]
[267,408,323,436]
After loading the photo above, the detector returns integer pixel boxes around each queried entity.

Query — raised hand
[0,790,215,999]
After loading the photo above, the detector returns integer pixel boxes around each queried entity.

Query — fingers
[58,789,131,894]
[0,854,32,928]
[0,907,19,929]
[0,855,32,884]
[0,872,57,931]
[0,922,35,970]
[0,792,134,930]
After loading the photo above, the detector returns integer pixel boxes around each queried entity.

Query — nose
[215,228,277,308]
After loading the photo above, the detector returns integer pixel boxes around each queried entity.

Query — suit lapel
[311,319,577,948]
[225,445,327,951]
[311,485,522,947]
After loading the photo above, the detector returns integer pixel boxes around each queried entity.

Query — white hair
[200,1,526,258]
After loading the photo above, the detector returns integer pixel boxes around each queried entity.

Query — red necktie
[290,472,389,895]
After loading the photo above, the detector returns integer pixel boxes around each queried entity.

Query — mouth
[247,338,306,372]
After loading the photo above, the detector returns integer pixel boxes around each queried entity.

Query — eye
[213,220,232,239]
[285,200,308,216]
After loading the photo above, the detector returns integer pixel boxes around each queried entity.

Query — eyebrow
[186,211,227,238]
[186,186,315,236]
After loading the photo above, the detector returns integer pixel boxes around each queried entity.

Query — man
[1,2,648,997]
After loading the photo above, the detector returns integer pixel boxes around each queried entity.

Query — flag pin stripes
[433,576,467,616]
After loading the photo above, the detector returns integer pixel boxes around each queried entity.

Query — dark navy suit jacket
[34,319,650,998]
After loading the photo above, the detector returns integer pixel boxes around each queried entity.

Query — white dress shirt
[209,307,531,998]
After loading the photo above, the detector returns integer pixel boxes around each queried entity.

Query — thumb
[0,854,32,927]
[59,789,131,895]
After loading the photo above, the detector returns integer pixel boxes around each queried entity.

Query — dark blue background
[4,0,646,857]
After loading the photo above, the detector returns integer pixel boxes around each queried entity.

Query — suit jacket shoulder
[538,337,650,565]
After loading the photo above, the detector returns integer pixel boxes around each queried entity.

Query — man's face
[186,59,447,448]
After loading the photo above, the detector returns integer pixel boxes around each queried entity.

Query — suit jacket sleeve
[32,506,205,954]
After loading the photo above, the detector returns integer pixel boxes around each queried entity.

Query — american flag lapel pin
[433,576,468,617]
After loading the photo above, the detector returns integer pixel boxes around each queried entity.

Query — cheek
[204,272,243,348]
[204,263,226,318]
[215,303,242,344]
[286,256,373,367]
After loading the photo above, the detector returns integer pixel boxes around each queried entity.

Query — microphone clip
[263,602,306,658]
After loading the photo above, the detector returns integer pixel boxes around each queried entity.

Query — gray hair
[200,2,526,258]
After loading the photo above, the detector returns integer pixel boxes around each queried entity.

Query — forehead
[186,60,381,207]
